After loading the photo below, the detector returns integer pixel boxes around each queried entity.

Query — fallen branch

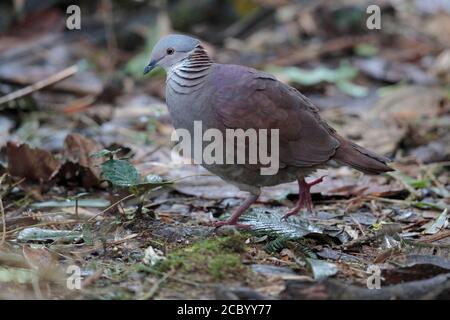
[0,65,79,106]
[271,35,375,66]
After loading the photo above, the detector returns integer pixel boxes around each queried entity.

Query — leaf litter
[0,0,449,300]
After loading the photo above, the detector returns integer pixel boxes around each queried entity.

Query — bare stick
[0,65,79,105]
[0,174,5,246]
[0,197,5,247]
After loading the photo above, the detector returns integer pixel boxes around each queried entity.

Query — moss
[218,234,247,253]
[208,254,243,280]
[156,234,248,280]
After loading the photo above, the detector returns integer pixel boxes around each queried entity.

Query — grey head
[143,34,201,74]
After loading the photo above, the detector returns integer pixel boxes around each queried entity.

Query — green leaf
[268,61,368,97]
[268,61,358,86]
[354,43,379,57]
[31,198,110,208]
[90,148,122,159]
[71,192,90,199]
[0,267,34,284]
[412,201,446,211]
[336,80,369,97]
[306,258,337,280]
[403,176,429,189]
[82,223,94,246]
[128,180,173,196]
[17,227,82,243]
[395,172,430,189]
[101,159,140,187]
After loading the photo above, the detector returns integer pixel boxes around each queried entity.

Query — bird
[144,34,393,228]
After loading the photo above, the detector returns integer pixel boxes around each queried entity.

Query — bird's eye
[166,48,175,55]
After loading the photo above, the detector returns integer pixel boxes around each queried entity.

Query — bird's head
[144,34,201,75]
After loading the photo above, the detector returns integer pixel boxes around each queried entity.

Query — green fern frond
[241,208,323,239]
[263,236,292,253]
[292,240,317,259]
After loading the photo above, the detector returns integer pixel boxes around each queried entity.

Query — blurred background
[0,0,450,300]
[1,0,449,162]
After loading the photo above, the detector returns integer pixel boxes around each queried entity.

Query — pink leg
[282,176,325,220]
[213,193,259,229]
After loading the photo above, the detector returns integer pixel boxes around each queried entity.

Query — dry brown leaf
[22,245,63,282]
[54,134,103,187]
[6,141,60,183]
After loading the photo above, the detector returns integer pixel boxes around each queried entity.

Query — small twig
[404,239,450,249]
[350,215,366,237]
[142,267,206,288]
[101,0,118,71]
[0,197,6,247]
[81,268,104,289]
[31,274,43,300]
[271,35,375,66]
[141,268,176,300]
[0,65,79,106]
[63,94,97,114]
[386,172,420,198]
[0,173,5,246]
[340,232,378,250]
[75,198,79,220]
[420,162,446,190]
[69,233,139,254]
[419,230,450,244]
[87,193,135,222]
[0,177,25,199]
[365,196,446,211]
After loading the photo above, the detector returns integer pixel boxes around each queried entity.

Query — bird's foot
[306,175,326,188]
[211,193,259,229]
[212,220,251,229]
[281,176,326,220]
[281,205,302,221]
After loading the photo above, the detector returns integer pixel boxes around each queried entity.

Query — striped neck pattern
[167,45,212,95]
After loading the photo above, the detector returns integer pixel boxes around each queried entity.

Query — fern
[263,236,316,258]
[263,236,292,253]
[241,208,338,279]
[292,240,317,259]
[241,208,323,238]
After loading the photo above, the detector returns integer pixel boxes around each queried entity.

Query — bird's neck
[185,45,213,67]
[167,46,213,95]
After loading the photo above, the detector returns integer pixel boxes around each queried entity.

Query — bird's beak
[143,60,158,75]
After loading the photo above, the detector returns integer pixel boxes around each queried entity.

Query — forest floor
[0,0,449,299]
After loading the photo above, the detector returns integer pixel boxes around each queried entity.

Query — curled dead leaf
[53,134,103,187]
[6,141,60,183]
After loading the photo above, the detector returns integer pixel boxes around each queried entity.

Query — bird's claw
[306,175,326,187]
[281,209,300,221]
[211,220,251,229]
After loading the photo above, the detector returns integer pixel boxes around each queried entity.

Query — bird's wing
[212,67,340,167]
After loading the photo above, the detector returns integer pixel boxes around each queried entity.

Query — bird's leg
[213,193,259,229]
[281,176,325,220]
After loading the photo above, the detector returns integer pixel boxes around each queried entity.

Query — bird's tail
[333,137,393,174]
